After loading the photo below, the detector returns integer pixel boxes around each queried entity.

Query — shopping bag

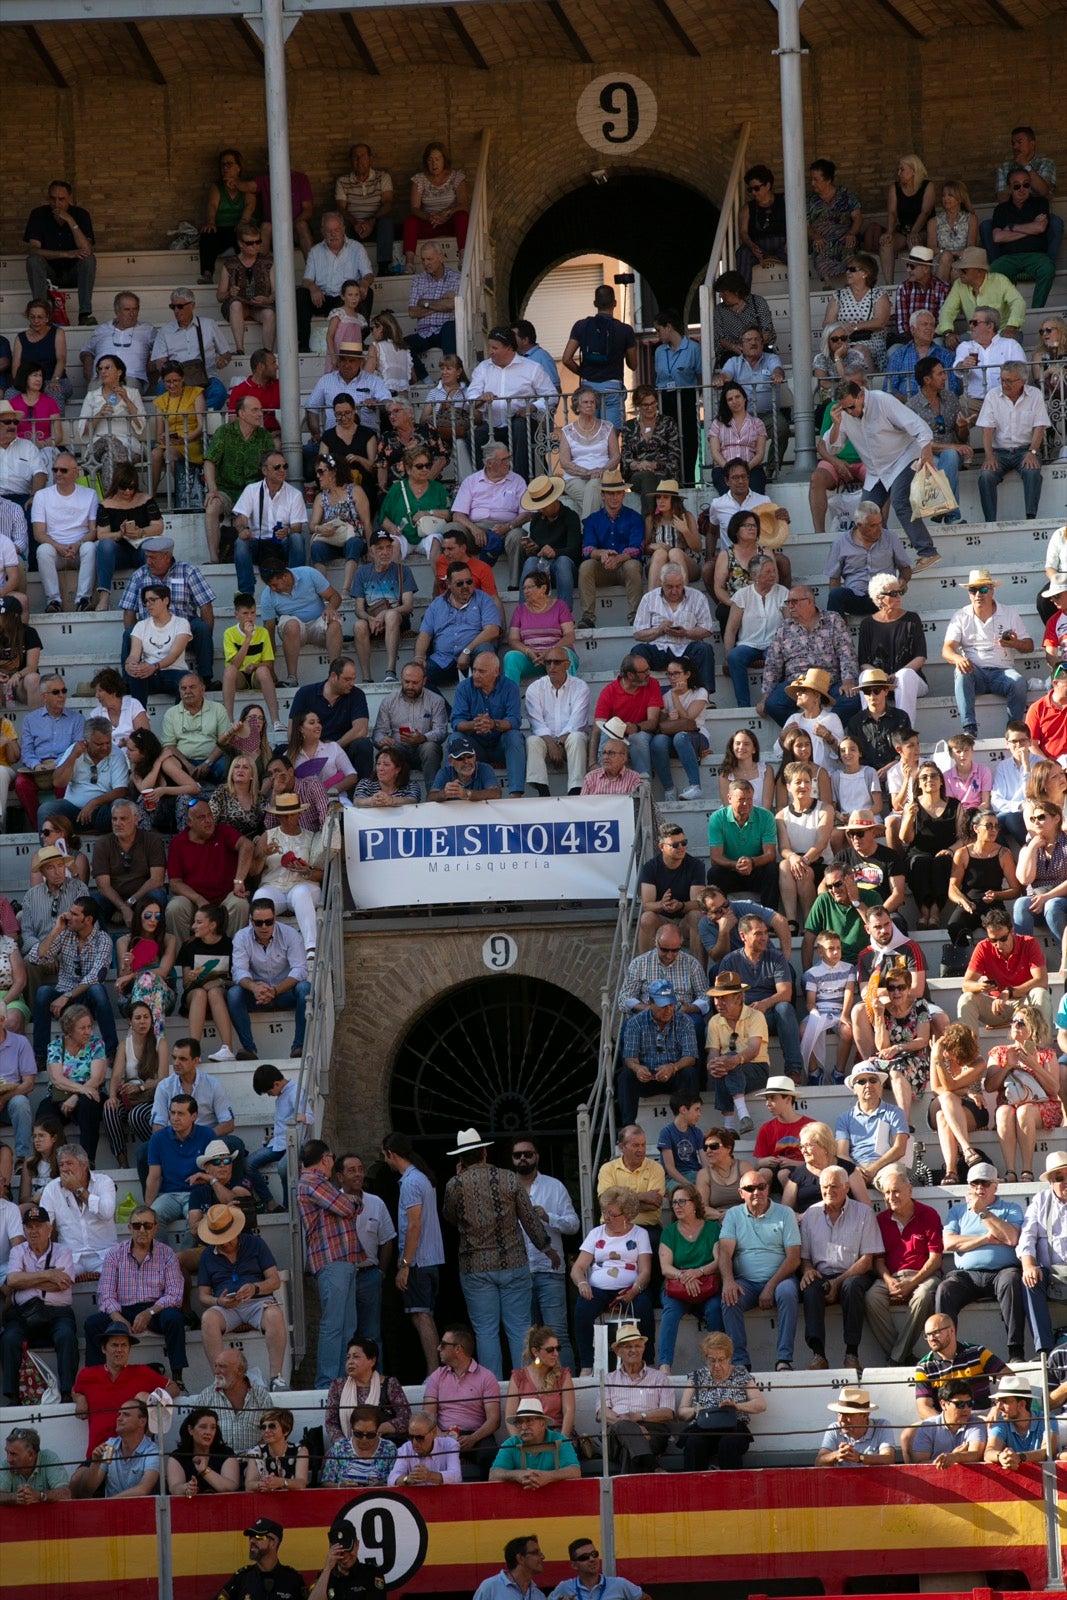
[909,461,958,520]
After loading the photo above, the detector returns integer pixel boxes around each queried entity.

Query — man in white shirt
[827,382,939,569]
[632,562,716,692]
[337,1152,397,1345]
[30,453,99,612]
[990,722,1039,845]
[510,1134,580,1371]
[525,649,590,796]
[951,307,1026,413]
[705,458,788,544]
[466,326,558,479]
[40,1143,118,1275]
[81,292,156,391]
[976,363,1050,521]
[148,287,231,408]
[297,212,373,351]
[942,568,1033,735]
[0,407,48,508]
[232,449,309,594]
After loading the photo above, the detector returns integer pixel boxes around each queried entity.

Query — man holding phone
[196,1202,288,1390]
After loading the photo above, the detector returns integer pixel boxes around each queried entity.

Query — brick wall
[3,21,1063,313]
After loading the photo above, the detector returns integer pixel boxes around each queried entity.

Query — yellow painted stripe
[0,1534,160,1585]
[616,1498,1045,1561]
[170,1515,595,1578]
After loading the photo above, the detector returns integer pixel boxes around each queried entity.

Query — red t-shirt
[73,1362,167,1452]
[753,1113,813,1162]
[876,1199,944,1274]
[432,553,499,598]
[166,823,242,905]
[594,678,664,728]
[228,377,280,434]
[1026,693,1067,761]
[967,933,1044,992]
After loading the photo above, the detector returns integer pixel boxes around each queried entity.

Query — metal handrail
[284,801,346,1360]
[576,784,657,1231]
[699,121,752,452]
[455,129,493,373]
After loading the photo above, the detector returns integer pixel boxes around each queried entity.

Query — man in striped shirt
[83,1207,186,1386]
[298,1139,365,1390]
[580,732,643,796]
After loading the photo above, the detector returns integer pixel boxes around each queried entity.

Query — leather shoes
[807,1354,829,1370]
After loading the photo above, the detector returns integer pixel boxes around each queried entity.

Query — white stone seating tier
[0,1356,1048,1477]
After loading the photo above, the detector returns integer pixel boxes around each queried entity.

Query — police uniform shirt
[216,1562,309,1600]
[324,1561,387,1600]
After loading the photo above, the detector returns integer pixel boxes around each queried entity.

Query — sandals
[963,1148,983,1170]
[1003,1169,1018,1183]
[940,1168,959,1187]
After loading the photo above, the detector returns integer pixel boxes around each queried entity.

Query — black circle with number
[332,1491,429,1591]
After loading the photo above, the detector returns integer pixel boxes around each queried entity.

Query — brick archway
[508,172,719,323]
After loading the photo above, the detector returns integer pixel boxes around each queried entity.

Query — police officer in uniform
[216,1517,308,1600]
[309,1522,388,1600]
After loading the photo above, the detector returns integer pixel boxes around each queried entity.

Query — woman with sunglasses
[928,1022,988,1184]
[243,1407,310,1492]
[695,1127,756,1221]
[504,1325,576,1438]
[986,1002,1062,1182]
[899,762,960,929]
[1014,796,1067,978]
[216,222,275,355]
[869,965,931,1123]
[947,807,1020,948]
[309,453,371,595]
[812,324,874,414]
[857,572,928,729]
[322,1403,398,1487]
[1029,314,1066,420]
[822,255,892,370]
[737,165,787,284]
[114,899,177,1032]
[378,443,450,562]
[657,1184,723,1372]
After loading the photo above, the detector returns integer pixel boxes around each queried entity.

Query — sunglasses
[1010,182,1031,190]
[704,1142,722,1151]
[408,1430,433,1440]
[969,1179,995,1188]
[575,1551,599,1561]
[740,1184,768,1194]
[352,1429,379,1440]
[946,1398,973,1407]
[252,918,276,928]
[968,585,992,595]
[130,1220,155,1230]
[968,319,989,328]
[853,1077,880,1085]
[828,335,849,343]
[411,460,431,469]
[539,1344,561,1354]
[885,985,908,994]
[207,1157,233,1167]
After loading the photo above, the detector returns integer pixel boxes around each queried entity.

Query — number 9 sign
[577,73,657,155]
[333,1491,429,1589]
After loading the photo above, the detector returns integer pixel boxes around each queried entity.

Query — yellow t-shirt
[596,1156,665,1230]
[707,1005,769,1065]
[153,386,205,465]
[223,623,274,670]
[0,716,17,770]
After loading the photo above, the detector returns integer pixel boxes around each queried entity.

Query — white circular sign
[577,73,657,155]
[482,933,518,971]
[333,1491,429,1590]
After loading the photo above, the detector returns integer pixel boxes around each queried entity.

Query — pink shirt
[451,469,526,525]
[424,1359,499,1432]
[10,392,61,445]
[942,762,992,808]
[581,767,643,795]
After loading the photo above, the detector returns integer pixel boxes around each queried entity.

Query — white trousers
[37,540,97,603]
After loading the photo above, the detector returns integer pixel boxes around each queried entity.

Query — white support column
[772,0,815,472]
[257,0,303,477]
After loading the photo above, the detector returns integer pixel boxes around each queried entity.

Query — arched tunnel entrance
[508,173,719,322]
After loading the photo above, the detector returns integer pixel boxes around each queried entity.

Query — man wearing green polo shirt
[802,861,882,967]
[935,247,1026,349]
[203,393,275,564]
[707,778,778,905]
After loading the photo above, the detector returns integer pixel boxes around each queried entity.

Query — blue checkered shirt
[120,560,215,620]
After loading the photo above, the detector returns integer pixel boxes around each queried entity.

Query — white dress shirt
[465,353,558,428]
[82,319,157,386]
[40,1172,118,1273]
[632,585,713,658]
[354,1189,397,1262]
[835,388,932,491]
[525,673,591,737]
[524,1172,580,1273]
[0,437,47,496]
[975,384,1051,450]
[304,238,373,296]
[232,479,308,535]
[945,600,1027,669]
[952,334,1026,401]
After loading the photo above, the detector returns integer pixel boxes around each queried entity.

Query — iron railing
[576,783,657,1232]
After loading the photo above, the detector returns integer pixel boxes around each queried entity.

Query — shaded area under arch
[388,973,600,1144]
[508,174,719,322]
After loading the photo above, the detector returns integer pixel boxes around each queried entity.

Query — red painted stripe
[612,1461,1052,1514]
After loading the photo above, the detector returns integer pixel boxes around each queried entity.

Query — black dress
[904,797,959,910]
[946,848,1007,945]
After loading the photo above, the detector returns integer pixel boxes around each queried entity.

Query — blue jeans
[460,1265,533,1379]
[406,322,458,381]
[123,666,188,705]
[954,663,1026,734]
[151,1190,192,1223]
[0,1093,32,1158]
[1013,890,1067,947]
[767,1000,804,1079]
[710,1062,748,1114]
[624,730,652,777]
[726,643,764,707]
[234,532,308,595]
[584,380,625,429]
[637,640,716,695]
[355,1264,384,1346]
[121,618,213,683]
[313,532,366,570]
[650,731,706,790]
[314,1259,358,1388]
[933,444,964,522]
[246,1143,287,1207]
[530,1271,575,1372]
[95,537,145,594]
[866,467,937,558]
[657,1283,724,1368]
[617,1063,699,1127]
[979,448,1044,521]
[85,1302,187,1375]
[573,1284,655,1370]
[1023,1265,1059,1352]
[37,796,117,833]
[466,728,526,794]
[720,1274,799,1367]
[226,981,311,1054]
[34,983,118,1060]
[520,554,576,612]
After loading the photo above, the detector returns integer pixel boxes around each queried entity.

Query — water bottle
[537,558,551,576]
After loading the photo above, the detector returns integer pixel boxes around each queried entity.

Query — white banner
[344,796,636,909]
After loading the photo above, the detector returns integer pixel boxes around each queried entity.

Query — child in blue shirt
[657,1088,705,1190]
[801,930,857,1085]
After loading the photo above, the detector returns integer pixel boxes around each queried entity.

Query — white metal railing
[576,784,657,1232]
[284,802,346,1360]
[454,129,493,374]
[699,121,752,438]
